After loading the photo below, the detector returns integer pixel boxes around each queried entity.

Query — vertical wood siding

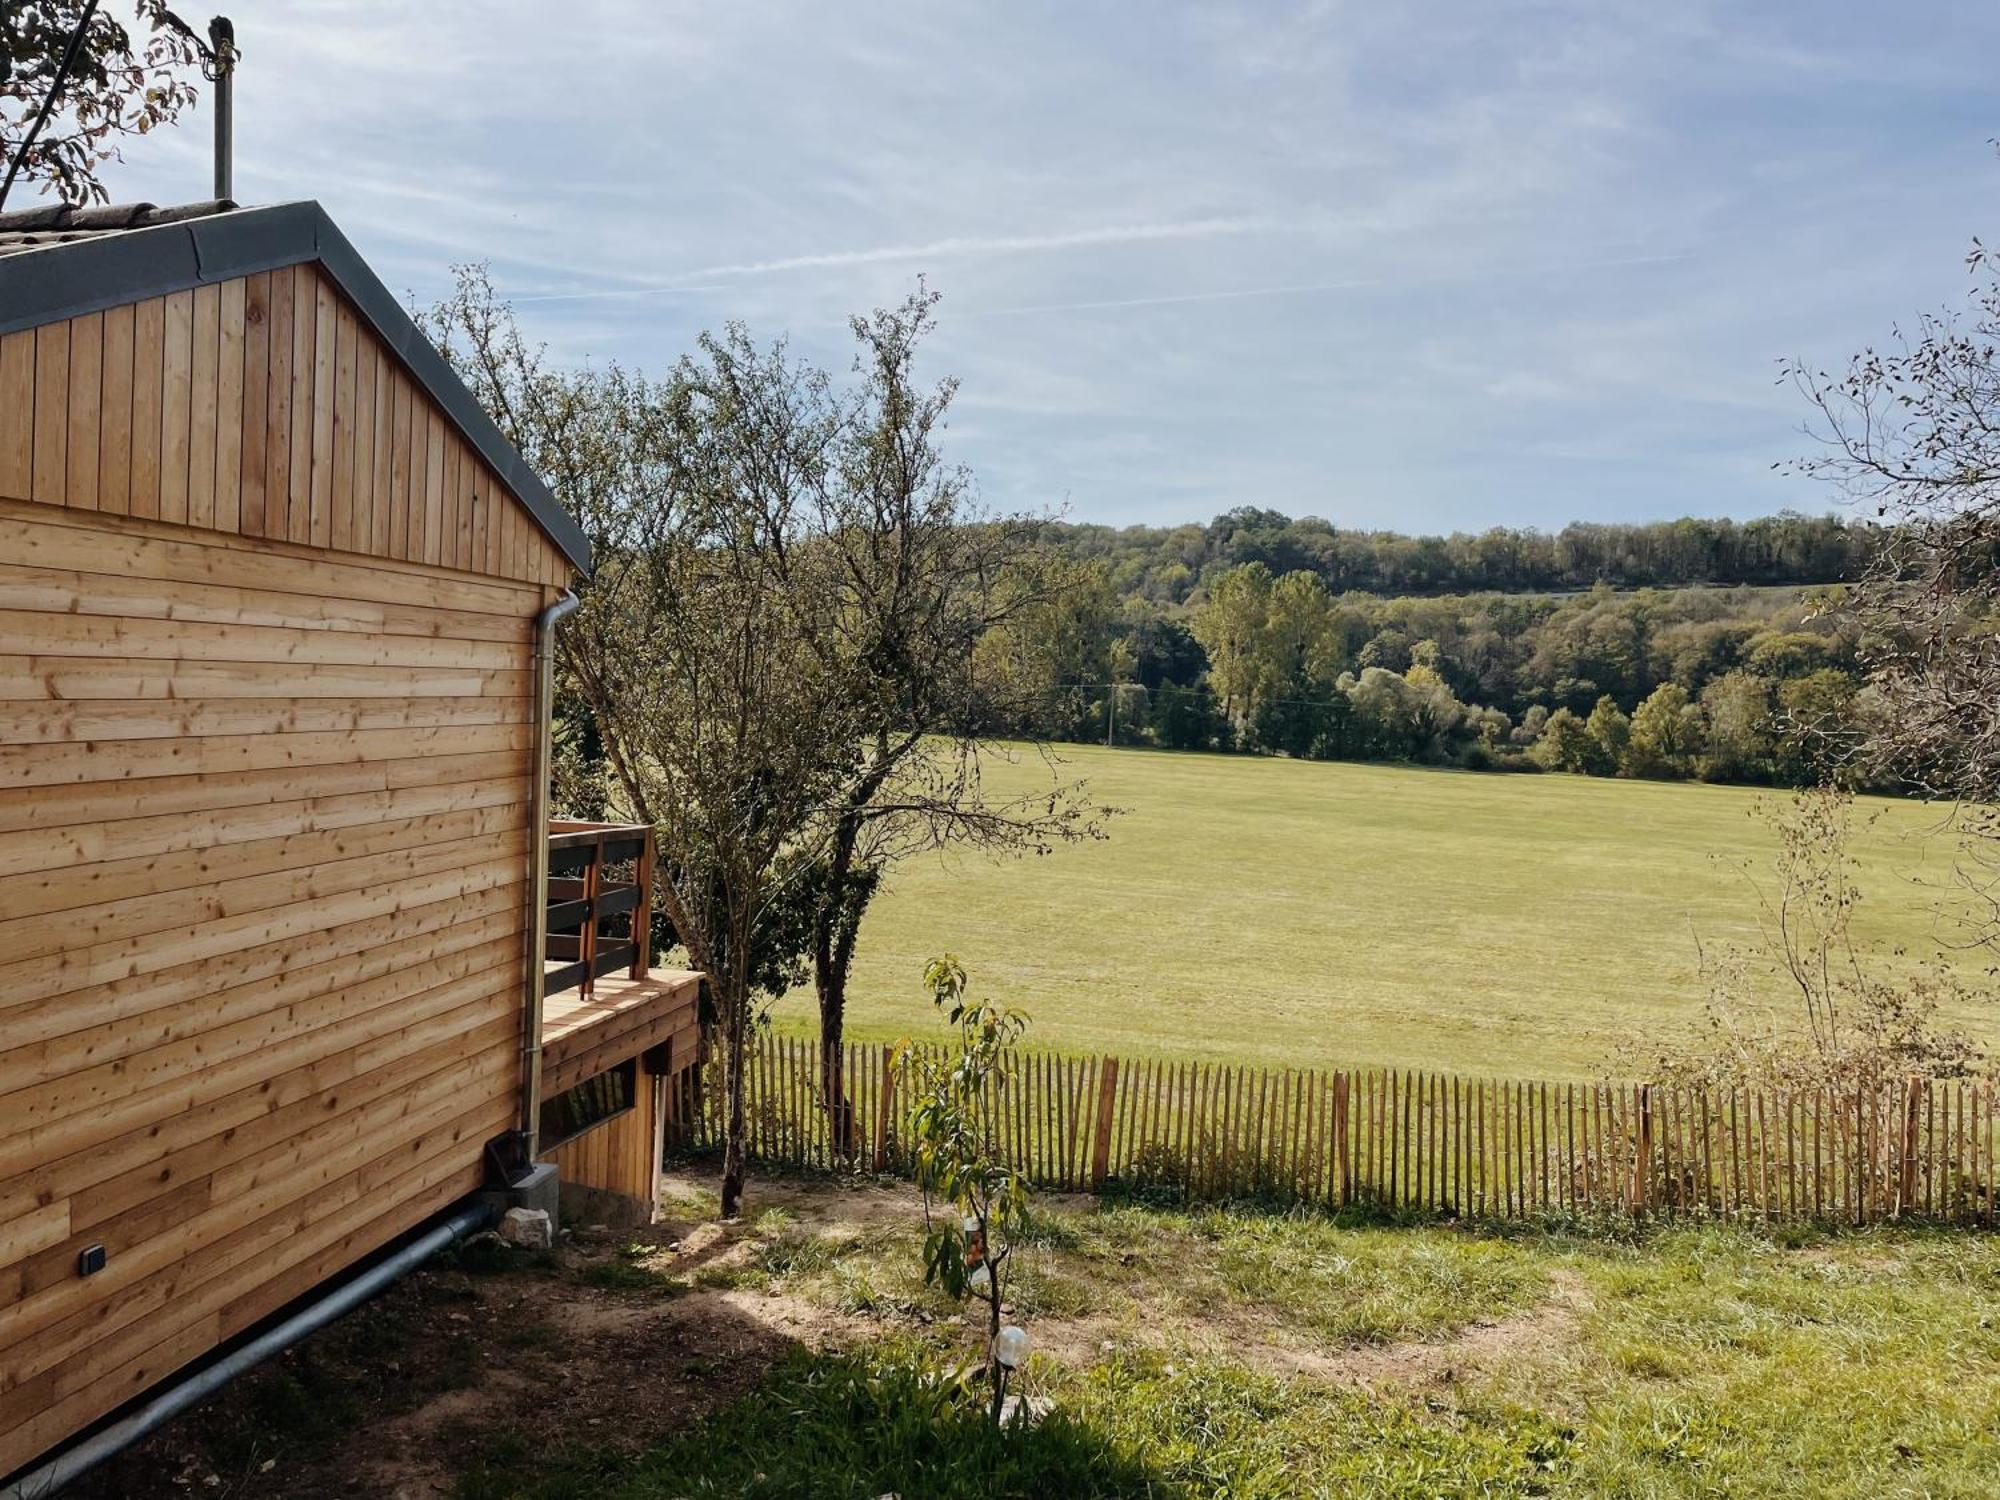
[0,498,552,1474]
[0,262,573,588]
[543,1072,670,1216]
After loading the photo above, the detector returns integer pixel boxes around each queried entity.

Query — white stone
[499,1206,554,1250]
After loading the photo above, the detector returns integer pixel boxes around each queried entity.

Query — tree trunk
[986,1253,1006,1424]
[818,1006,855,1162]
[812,826,868,1160]
[718,949,751,1220]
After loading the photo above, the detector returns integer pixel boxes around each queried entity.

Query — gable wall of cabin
[0,261,572,589]
[0,260,570,1473]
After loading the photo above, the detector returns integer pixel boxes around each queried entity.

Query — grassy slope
[773,747,1975,1078]
[468,1178,2000,1500]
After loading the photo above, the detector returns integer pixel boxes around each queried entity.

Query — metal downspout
[0,1198,497,1500]
[523,589,581,1160]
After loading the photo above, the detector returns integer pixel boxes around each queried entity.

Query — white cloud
[83,0,2000,531]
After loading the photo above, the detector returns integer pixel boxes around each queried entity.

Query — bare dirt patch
[58,1174,1587,1498]
[1028,1267,1591,1391]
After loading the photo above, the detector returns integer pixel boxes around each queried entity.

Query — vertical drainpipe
[523,589,580,1161]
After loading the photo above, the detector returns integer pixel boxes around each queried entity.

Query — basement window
[541,1060,637,1151]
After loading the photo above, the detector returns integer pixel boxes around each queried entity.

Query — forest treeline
[1050,506,1876,602]
[980,509,1877,788]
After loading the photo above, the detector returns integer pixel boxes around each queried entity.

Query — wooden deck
[540,968,702,1100]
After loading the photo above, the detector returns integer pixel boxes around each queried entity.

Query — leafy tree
[1775,668,1863,786]
[429,270,1108,1188]
[1510,702,1550,748]
[1151,684,1233,751]
[430,271,865,1219]
[1338,667,1417,759]
[1123,614,1205,691]
[1699,670,1774,782]
[1190,562,1274,726]
[1265,570,1342,694]
[1626,682,1703,778]
[790,289,1104,1157]
[1530,707,1596,773]
[0,3,210,207]
[974,557,1119,740]
[1744,629,1841,680]
[1583,695,1630,774]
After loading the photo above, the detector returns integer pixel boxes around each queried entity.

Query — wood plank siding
[542,1073,669,1221]
[0,262,572,589]
[0,249,574,1473]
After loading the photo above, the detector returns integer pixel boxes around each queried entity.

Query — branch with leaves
[1,2,210,207]
[898,956,1033,1424]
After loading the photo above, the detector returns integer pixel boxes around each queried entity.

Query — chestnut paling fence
[665,1035,2000,1224]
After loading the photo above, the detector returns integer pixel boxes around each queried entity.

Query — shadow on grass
[457,1344,1163,1500]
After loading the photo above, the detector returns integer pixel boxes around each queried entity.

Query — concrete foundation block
[508,1162,561,1219]
[479,1161,560,1225]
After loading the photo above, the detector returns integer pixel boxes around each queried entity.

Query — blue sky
[94,1,1999,532]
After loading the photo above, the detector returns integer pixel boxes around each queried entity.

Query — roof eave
[0,200,592,576]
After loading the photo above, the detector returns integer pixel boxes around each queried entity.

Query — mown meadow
[776,746,1976,1078]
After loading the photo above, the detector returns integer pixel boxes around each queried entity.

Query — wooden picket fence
[666,1034,2000,1224]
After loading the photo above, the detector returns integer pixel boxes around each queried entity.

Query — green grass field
[773,747,1982,1079]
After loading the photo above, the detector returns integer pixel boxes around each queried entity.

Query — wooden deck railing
[545,821,655,998]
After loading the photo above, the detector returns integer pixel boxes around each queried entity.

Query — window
[541,1060,637,1151]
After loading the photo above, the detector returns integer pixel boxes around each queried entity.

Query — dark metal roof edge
[0,201,592,576]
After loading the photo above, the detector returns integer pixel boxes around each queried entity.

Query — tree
[425,270,865,1220]
[0,3,210,207]
[1626,682,1703,778]
[1635,790,1981,1090]
[1584,695,1630,775]
[1698,670,1773,782]
[1775,668,1863,786]
[1510,702,1550,748]
[972,556,1118,740]
[1151,683,1233,751]
[1338,667,1419,759]
[1530,706,1595,773]
[794,289,1104,1157]
[1191,562,1274,726]
[900,956,1034,1423]
[1790,225,2000,946]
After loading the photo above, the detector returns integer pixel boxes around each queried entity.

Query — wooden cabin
[0,199,702,1481]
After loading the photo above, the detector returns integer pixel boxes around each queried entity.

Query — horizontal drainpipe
[1,1197,497,1500]
[523,589,581,1161]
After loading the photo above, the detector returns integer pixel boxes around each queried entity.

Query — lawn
[90,1172,2000,1500]
[772,747,1977,1078]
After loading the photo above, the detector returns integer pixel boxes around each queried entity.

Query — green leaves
[900,957,1034,1321]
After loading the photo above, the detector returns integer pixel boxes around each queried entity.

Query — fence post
[1630,1083,1653,1216]
[1090,1056,1120,1192]
[873,1044,895,1172]
[1332,1071,1351,1205]
[1899,1075,1922,1217]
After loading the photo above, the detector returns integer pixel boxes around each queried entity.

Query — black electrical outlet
[77,1243,107,1277]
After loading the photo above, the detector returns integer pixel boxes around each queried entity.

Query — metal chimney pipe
[208,16,236,201]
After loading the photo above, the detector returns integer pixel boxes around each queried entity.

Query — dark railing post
[578,835,601,999]
[631,826,654,979]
